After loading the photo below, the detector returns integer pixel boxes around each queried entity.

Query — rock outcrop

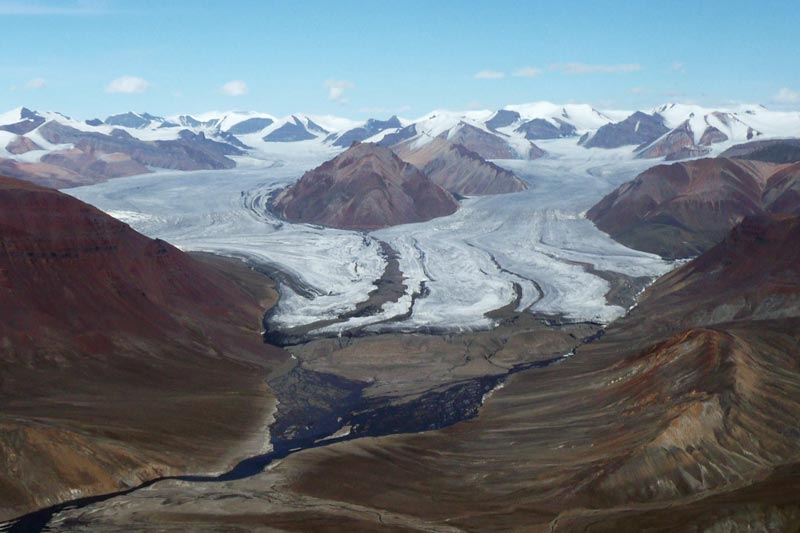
[698,125,728,145]
[272,142,458,230]
[580,111,668,149]
[226,117,274,135]
[104,112,165,129]
[0,107,46,135]
[635,119,710,160]
[377,124,418,148]
[5,135,41,155]
[514,117,576,140]
[263,116,328,142]
[485,109,521,131]
[331,116,402,147]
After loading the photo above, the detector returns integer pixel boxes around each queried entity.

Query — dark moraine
[261,239,409,346]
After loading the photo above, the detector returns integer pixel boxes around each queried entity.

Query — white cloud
[473,70,505,80]
[629,86,650,95]
[671,61,685,72]
[105,75,150,94]
[773,87,800,104]
[551,63,642,74]
[24,77,46,89]
[324,79,355,104]
[219,80,248,96]
[512,66,542,78]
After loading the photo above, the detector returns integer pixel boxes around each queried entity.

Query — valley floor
[6,145,800,532]
[18,292,800,532]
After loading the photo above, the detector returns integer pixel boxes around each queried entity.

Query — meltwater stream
[1,347,585,533]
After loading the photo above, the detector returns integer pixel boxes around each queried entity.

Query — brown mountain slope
[5,135,41,155]
[0,157,91,189]
[272,142,458,230]
[720,138,800,164]
[581,111,669,149]
[764,161,800,215]
[38,121,241,172]
[0,176,287,520]
[624,214,800,336]
[393,136,528,195]
[443,122,545,160]
[0,121,244,190]
[0,148,150,190]
[635,120,711,161]
[587,157,781,258]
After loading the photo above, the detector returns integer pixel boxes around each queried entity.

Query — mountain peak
[104,111,166,129]
[271,142,458,230]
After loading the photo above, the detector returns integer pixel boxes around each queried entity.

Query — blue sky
[3,0,800,119]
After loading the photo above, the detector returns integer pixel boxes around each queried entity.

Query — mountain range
[3,102,800,190]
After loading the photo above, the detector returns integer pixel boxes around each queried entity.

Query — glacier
[68,139,673,336]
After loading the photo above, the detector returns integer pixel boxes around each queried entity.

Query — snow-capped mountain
[2,101,800,189]
[578,103,800,160]
[633,103,765,160]
[499,102,624,134]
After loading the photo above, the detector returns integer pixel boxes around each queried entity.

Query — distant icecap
[68,140,673,334]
